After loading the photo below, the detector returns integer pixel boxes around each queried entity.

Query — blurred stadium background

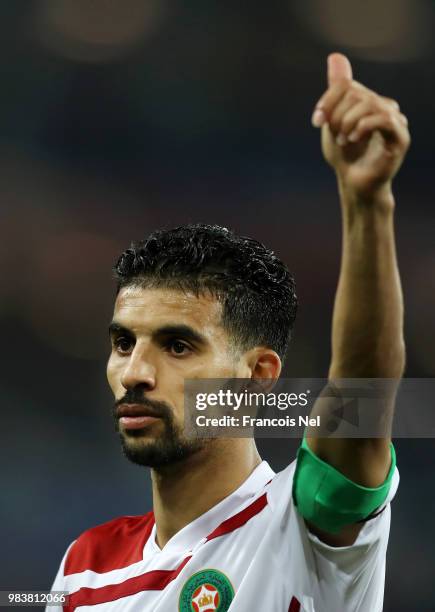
[1,1,434,609]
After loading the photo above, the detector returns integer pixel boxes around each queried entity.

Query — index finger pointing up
[327,53,353,86]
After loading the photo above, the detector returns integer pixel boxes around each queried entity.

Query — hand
[312,53,410,202]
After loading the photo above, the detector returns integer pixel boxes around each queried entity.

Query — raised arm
[301,53,410,545]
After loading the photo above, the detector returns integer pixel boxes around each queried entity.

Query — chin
[119,432,206,469]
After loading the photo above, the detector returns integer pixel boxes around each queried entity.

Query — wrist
[337,178,396,217]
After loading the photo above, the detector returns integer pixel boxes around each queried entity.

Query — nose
[120,345,157,391]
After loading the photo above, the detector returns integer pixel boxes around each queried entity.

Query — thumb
[327,53,353,86]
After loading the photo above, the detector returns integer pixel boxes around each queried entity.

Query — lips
[116,403,161,418]
[116,403,162,430]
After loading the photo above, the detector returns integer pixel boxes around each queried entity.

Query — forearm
[329,183,405,379]
[307,184,403,488]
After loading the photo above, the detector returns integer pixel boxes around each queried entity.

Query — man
[49,53,409,611]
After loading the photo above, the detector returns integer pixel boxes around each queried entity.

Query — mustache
[113,391,173,421]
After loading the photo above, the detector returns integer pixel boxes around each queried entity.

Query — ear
[246,347,282,382]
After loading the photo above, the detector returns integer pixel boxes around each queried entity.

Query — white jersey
[49,459,399,612]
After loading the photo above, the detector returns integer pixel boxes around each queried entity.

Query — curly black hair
[114,224,297,361]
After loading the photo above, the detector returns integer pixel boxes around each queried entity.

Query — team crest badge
[179,569,235,612]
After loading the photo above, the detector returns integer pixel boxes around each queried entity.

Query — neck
[151,439,261,549]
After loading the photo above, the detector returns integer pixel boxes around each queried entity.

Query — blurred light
[36,0,167,63]
[292,0,434,61]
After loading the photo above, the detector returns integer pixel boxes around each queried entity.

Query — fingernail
[336,133,347,146]
[311,109,325,128]
[348,131,359,142]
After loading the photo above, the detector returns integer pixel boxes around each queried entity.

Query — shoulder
[64,512,154,576]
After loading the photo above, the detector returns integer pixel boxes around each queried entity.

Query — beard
[113,391,205,469]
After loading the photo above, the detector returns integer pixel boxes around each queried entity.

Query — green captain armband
[292,436,396,534]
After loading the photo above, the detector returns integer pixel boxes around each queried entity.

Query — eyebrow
[108,322,208,347]
[108,322,132,339]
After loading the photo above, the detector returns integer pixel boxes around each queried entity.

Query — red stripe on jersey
[205,493,268,542]
[64,556,191,611]
[288,595,301,612]
[64,513,155,576]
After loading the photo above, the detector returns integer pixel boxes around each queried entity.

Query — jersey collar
[144,460,275,557]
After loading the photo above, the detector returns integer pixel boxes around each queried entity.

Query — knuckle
[360,92,380,114]
[317,94,332,113]
[345,87,360,103]
[388,97,400,111]
[403,125,411,143]
[341,114,358,133]
[351,80,366,92]
[357,115,370,129]
[383,111,397,128]
[369,94,386,111]
[353,83,375,101]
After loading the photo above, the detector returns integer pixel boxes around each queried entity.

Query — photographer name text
[196,415,321,428]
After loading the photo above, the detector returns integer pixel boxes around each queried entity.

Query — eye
[168,340,192,357]
[113,336,133,354]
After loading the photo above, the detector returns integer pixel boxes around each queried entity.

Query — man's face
[107,286,244,468]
